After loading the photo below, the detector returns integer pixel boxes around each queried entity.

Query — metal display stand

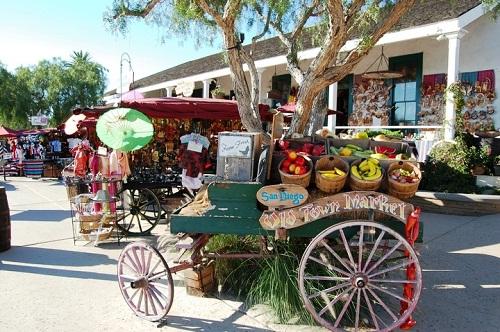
[66,178,124,246]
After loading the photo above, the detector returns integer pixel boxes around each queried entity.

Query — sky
[0,0,221,92]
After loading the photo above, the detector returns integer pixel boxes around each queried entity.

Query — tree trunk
[287,75,325,136]
[304,89,328,136]
[222,32,269,143]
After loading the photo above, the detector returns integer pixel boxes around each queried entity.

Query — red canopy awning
[119,97,271,121]
[0,126,18,137]
[277,103,339,116]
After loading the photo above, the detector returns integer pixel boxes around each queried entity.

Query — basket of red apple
[387,161,421,199]
[278,150,312,188]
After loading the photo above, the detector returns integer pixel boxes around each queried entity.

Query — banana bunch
[318,167,346,179]
[351,158,382,181]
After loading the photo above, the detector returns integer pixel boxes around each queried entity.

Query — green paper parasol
[96,108,154,151]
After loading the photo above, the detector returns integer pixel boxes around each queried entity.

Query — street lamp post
[120,52,134,103]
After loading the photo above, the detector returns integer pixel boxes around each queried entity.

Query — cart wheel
[116,188,161,235]
[117,242,174,321]
[299,220,422,332]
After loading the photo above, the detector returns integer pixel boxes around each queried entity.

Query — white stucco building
[104,0,500,141]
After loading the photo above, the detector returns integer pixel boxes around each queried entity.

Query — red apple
[295,156,306,166]
[302,143,314,154]
[281,159,292,170]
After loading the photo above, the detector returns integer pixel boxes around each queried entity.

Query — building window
[389,53,423,126]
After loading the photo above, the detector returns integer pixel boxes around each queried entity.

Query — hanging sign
[31,116,49,126]
[256,184,308,209]
[259,191,414,230]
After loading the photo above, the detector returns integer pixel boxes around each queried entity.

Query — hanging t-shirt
[50,140,62,152]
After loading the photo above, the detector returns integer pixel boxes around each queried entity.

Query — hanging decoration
[460,70,496,132]
[361,47,403,80]
[349,75,392,126]
[419,74,447,125]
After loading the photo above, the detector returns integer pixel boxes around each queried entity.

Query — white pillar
[202,79,210,99]
[444,31,465,141]
[327,83,338,131]
[257,68,266,104]
[165,87,172,97]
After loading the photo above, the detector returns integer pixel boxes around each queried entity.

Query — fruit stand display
[116,131,425,331]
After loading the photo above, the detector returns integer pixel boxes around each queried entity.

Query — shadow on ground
[0,246,118,281]
[0,181,17,191]
[10,209,71,222]
[159,309,272,331]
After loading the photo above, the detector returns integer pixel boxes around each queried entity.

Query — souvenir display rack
[66,177,123,245]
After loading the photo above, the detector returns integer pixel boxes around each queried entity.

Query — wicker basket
[66,185,78,201]
[315,156,349,193]
[81,227,113,242]
[77,213,103,232]
[387,161,421,199]
[349,159,383,192]
[278,154,312,188]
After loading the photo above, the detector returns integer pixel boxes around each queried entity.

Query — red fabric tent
[119,97,271,120]
[0,126,18,137]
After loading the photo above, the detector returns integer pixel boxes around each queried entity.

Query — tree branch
[195,0,225,27]
[324,0,416,83]
[112,0,162,19]
[223,0,241,21]
[291,0,321,40]
[307,0,347,78]
[254,5,305,84]
[345,0,366,27]
[251,8,271,56]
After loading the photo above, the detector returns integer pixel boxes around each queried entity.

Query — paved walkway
[0,177,499,331]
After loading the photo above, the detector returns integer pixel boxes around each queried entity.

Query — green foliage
[0,52,106,128]
[421,81,494,193]
[247,239,315,325]
[421,141,477,193]
[205,235,261,297]
[366,129,403,139]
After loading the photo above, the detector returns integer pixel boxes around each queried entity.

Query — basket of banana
[349,158,383,191]
[315,156,349,193]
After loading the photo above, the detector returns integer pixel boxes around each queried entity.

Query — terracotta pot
[494,165,500,176]
[471,164,487,176]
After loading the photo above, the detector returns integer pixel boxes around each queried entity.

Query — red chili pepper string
[400,207,420,330]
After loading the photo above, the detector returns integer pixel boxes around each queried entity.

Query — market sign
[256,184,308,209]
[259,191,414,230]
[218,134,252,157]
[30,116,49,126]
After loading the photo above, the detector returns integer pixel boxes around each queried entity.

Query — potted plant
[470,145,490,176]
[211,85,226,99]
[494,156,500,176]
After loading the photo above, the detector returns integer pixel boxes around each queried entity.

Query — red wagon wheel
[117,242,174,321]
[298,220,422,332]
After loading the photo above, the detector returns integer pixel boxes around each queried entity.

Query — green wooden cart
[117,181,423,331]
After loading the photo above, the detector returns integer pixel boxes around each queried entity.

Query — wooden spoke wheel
[298,220,422,332]
[117,242,174,321]
[116,188,161,236]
